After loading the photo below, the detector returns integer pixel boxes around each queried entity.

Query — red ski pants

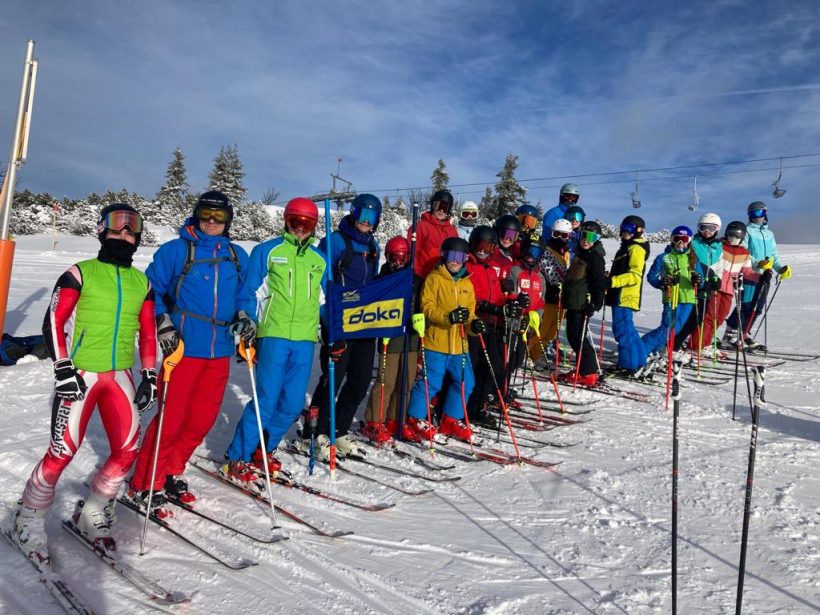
[693,291,734,349]
[22,370,141,510]
[131,357,229,491]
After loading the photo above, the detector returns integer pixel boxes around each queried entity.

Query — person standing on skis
[221,198,326,482]
[723,201,791,349]
[128,191,249,513]
[14,204,156,557]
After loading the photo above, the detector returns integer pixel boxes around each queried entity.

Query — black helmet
[440,236,470,264]
[194,190,233,234]
[493,214,521,233]
[468,225,497,251]
[620,214,645,237]
[431,189,454,214]
[564,205,586,224]
[580,220,602,236]
[725,220,747,242]
[96,203,144,246]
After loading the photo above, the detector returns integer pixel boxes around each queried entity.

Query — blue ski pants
[642,303,693,356]
[611,306,647,371]
[408,349,474,421]
[226,337,315,461]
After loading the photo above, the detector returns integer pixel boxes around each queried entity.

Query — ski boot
[406,416,437,441]
[12,500,48,562]
[219,460,260,485]
[362,420,393,445]
[164,474,197,504]
[251,448,282,476]
[297,434,331,462]
[438,415,473,443]
[74,494,118,554]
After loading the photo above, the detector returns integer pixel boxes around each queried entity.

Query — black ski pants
[466,325,503,418]
[565,310,598,376]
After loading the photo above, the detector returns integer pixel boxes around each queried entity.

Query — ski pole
[671,359,682,615]
[476,330,523,462]
[731,282,754,421]
[412,313,435,456]
[520,327,544,422]
[554,285,564,378]
[742,274,770,341]
[139,341,185,556]
[751,276,781,342]
[457,323,478,457]
[306,405,318,476]
[598,289,607,367]
[396,201,420,440]
[735,366,765,615]
[665,279,679,412]
[376,337,389,447]
[238,340,278,529]
[573,312,589,391]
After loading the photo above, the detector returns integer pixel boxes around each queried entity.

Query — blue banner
[327,267,413,341]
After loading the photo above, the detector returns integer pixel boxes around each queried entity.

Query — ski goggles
[196,207,230,223]
[560,193,579,204]
[620,222,638,235]
[472,240,495,254]
[580,229,600,243]
[284,214,317,234]
[498,228,519,243]
[443,249,469,265]
[552,230,570,240]
[525,244,543,260]
[671,234,691,245]
[698,223,718,234]
[461,211,477,219]
[97,209,143,234]
[748,208,767,219]
[352,207,379,226]
[565,211,584,223]
[517,214,538,229]
[387,251,408,265]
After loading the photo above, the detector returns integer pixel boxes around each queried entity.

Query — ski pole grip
[527,310,540,332]
[162,340,185,382]
[238,339,255,365]
[411,313,425,337]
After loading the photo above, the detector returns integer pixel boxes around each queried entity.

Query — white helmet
[698,212,722,230]
[460,201,478,216]
[551,218,573,234]
[559,183,580,197]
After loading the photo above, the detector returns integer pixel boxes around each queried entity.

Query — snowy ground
[0,235,818,614]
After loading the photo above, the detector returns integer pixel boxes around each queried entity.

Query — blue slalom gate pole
[323,198,338,479]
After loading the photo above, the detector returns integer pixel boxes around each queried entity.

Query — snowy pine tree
[155,147,192,228]
[230,200,277,241]
[431,159,449,192]
[493,154,528,217]
[374,204,409,246]
[208,145,246,206]
[9,190,57,235]
[478,186,495,221]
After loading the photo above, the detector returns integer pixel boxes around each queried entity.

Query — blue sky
[2,1,820,240]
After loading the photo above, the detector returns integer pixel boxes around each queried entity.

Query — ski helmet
[460,200,478,216]
[564,205,586,224]
[283,197,319,235]
[440,236,470,266]
[385,235,410,266]
[96,203,144,246]
[350,193,382,230]
[493,214,521,245]
[460,200,478,226]
[725,220,747,244]
[559,183,580,204]
[520,233,544,263]
[431,189,455,215]
[514,204,540,231]
[670,225,693,252]
[194,190,233,234]
[579,220,602,244]
[468,225,497,253]
[747,200,768,222]
[620,214,645,237]
[697,212,722,235]
[551,218,573,238]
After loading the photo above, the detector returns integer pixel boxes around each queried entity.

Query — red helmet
[284,197,318,221]
[385,236,410,265]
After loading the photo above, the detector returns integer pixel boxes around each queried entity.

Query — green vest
[258,235,326,342]
[661,250,697,305]
[71,259,148,372]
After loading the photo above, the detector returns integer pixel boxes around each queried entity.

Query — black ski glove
[582,303,596,318]
[518,314,530,334]
[503,301,521,319]
[470,319,486,334]
[761,268,773,284]
[156,313,180,357]
[229,310,257,343]
[660,273,680,288]
[704,277,721,291]
[516,292,531,309]
[134,368,158,414]
[53,358,87,401]
[477,300,502,316]
[690,271,702,287]
[448,306,469,325]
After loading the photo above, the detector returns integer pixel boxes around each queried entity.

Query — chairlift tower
[312,157,357,210]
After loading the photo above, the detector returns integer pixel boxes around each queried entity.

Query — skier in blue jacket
[541,183,580,238]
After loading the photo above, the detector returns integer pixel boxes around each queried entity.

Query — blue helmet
[350,193,382,230]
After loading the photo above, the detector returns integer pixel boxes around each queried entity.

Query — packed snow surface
[0,235,817,614]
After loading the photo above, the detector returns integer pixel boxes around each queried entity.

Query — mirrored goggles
[698,223,718,234]
[353,207,379,226]
[580,230,600,243]
[473,240,496,254]
[672,234,691,245]
[285,214,317,234]
[387,251,408,265]
[498,228,519,242]
[565,212,584,223]
[196,207,230,223]
[748,208,767,219]
[620,222,637,235]
[97,209,143,233]
[443,250,469,265]
[552,230,570,240]
[517,214,538,229]
[526,244,543,260]
[727,230,744,240]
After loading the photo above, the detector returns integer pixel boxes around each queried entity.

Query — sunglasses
[353,207,379,226]
[698,223,718,234]
[443,250,469,265]
[461,211,477,219]
[560,194,579,203]
[672,234,691,245]
[498,228,519,242]
[620,223,637,235]
[749,208,767,219]
[196,207,230,223]
[580,230,600,243]
[552,230,570,240]
[97,210,143,234]
[285,214,317,234]
[517,214,538,229]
